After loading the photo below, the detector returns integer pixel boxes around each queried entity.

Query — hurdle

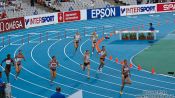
[65,28,78,38]
[46,31,61,41]
[149,14,160,17]
[126,15,138,18]
[168,72,174,76]
[83,26,97,36]
[0,37,4,47]
[102,25,114,37]
[28,33,42,43]
[8,34,24,45]
[115,30,159,40]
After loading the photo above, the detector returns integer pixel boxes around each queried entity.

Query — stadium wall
[0,2,174,33]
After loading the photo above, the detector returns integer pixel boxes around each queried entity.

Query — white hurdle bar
[28,33,42,43]
[46,31,61,41]
[8,35,24,45]
[83,26,97,36]
[65,28,78,38]
[115,30,159,40]
[0,37,4,47]
[102,25,114,36]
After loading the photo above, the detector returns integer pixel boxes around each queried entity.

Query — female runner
[80,50,90,79]
[1,54,14,83]
[14,50,25,80]
[120,59,132,95]
[49,56,60,85]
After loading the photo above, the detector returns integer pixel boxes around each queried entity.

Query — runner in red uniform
[120,59,132,95]
[49,56,59,85]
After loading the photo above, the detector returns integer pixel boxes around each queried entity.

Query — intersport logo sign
[25,13,57,28]
[157,2,175,12]
[87,7,120,19]
[120,4,156,16]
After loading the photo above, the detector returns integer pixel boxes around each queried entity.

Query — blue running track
[0,12,175,98]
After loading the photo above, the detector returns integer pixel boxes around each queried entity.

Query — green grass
[133,40,175,75]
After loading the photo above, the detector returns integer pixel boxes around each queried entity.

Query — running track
[0,12,175,98]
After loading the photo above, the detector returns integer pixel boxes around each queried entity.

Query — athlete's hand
[58,64,60,67]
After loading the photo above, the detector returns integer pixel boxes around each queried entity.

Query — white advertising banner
[120,4,157,16]
[25,13,58,28]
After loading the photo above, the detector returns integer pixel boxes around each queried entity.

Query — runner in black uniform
[120,59,132,95]
[0,54,14,83]
[98,46,107,72]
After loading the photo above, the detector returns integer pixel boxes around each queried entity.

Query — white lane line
[32,41,113,98]
[80,39,175,91]
[1,28,111,98]
[23,65,111,98]
[63,40,145,93]
[130,43,175,79]
[0,14,174,97]
[12,96,16,98]
[0,66,48,98]
[83,39,175,85]
[13,44,69,96]
[27,31,112,98]
[78,39,175,91]
[0,29,75,97]
[11,85,47,98]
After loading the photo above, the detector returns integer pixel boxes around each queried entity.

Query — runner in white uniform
[80,50,90,79]
[14,50,25,80]
[74,32,81,52]
[91,32,98,54]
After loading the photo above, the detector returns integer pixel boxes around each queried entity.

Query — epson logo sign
[87,7,120,19]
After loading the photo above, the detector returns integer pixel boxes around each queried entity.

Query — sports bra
[75,35,80,41]
[16,54,24,62]
[50,60,57,68]
[84,55,90,63]
[92,35,97,41]
[100,51,106,56]
[123,64,129,74]
[6,60,12,65]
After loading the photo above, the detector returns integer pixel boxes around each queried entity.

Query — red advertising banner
[58,12,64,22]
[58,11,81,22]
[64,11,81,22]
[157,2,175,12]
[0,17,25,33]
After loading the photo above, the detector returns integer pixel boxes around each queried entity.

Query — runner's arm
[0,58,6,66]
[11,59,15,66]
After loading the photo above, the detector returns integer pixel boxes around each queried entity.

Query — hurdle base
[168,72,174,76]
[10,43,23,46]
[48,39,61,41]
[29,41,42,44]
